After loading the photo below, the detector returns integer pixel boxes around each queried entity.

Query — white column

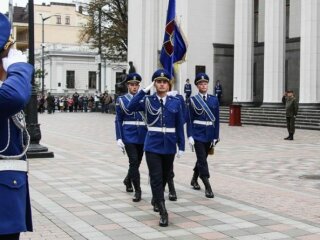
[263,0,285,104]
[233,0,254,103]
[299,0,320,104]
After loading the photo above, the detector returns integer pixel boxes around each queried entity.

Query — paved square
[21,113,320,239]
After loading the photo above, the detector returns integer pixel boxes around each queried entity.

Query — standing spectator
[128,69,185,227]
[0,13,33,239]
[72,92,79,112]
[88,95,94,111]
[83,95,89,112]
[282,90,298,140]
[94,91,100,112]
[187,73,220,199]
[38,95,45,113]
[46,92,55,114]
[184,78,192,102]
[67,97,74,112]
[115,73,147,202]
[214,80,223,104]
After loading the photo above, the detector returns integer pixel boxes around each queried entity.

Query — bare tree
[80,0,128,62]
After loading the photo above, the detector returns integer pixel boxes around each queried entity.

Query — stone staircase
[220,106,320,130]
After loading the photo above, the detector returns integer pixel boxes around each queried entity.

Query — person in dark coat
[0,13,33,240]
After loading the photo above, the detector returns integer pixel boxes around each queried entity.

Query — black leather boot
[284,135,291,140]
[288,133,294,140]
[123,174,133,192]
[201,177,214,198]
[132,179,141,202]
[158,201,168,227]
[168,178,177,201]
[151,198,159,212]
[190,171,201,190]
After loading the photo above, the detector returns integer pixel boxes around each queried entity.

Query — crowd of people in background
[37,91,114,114]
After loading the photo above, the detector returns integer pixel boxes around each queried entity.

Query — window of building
[56,15,61,24]
[195,65,206,76]
[66,71,75,88]
[286,0,290,38]
[254,0,259,42]
[88,71,96,89]
[65,16,70,25]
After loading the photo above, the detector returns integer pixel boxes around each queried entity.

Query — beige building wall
[34,3,88,49]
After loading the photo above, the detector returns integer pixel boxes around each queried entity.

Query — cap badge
[161,72,164,77]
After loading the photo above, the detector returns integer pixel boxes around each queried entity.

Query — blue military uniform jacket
[0,62,33,234]
[187,93,220,142]
[127,90,185,155]
[115,93,147,144]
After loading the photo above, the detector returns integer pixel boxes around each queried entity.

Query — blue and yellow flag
[160,0,187,79]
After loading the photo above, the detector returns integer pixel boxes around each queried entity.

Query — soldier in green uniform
[282,90,298,140]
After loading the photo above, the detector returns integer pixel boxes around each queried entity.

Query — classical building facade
[128,0,320,108]
[11,2,126,96]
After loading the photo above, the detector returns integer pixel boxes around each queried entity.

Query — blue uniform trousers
[124,143,144,183]
[193,141,212,178]
[0,233,20,240]
[145,151,175,202]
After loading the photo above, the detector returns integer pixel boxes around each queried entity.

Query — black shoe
[284,136,290,140]
[151,198,159,212]
[158,201,168,227]
[190,172,201,190]
[123,175,133,192]
[132,179,142,202]
[201,177,214,198]
[168,179,177,201]
[133,191,141,202]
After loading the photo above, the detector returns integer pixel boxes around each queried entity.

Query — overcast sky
[0,0,88,13]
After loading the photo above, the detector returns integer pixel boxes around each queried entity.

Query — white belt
[148,127,175,133]
[0,160,28,172]
[193,120,213,126]
[123,121,146,126]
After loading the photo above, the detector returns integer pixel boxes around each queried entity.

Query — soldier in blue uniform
[184,78,192,102]
[115,73,147,202]
[0,13,33,240]
[128,69,185,227]
[214,80,223,104]
[187,73,220,199]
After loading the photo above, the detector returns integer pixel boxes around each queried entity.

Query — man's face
[197,81,208,94]
[154,79,169,93]
[287,92,293,97]
[127,82,140,94]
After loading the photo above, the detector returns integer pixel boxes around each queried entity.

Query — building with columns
[128,0,320,108]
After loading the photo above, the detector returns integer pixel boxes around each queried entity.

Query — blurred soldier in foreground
[127,69,185,227]
[0,13,33,240]
[115,73,147,202]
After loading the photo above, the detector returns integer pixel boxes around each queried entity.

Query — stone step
[218,106,320,130]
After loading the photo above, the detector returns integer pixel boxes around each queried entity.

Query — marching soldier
[115,73,147,202]
[127,69,185,227]
[0,13,33,240]
[187,73,220,198]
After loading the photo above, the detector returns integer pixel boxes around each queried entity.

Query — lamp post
[40,14,55,96]
[25,0,53,158]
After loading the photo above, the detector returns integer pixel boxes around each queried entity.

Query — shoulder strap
[194,94,216,123]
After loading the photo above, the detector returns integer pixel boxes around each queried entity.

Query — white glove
[214,138,220,146]
[143,82,154,93]
[117,139,125,149]
[176,150,184,158]
[167,90,178,97]
[188,136,194,146]
[2,49,27,71]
